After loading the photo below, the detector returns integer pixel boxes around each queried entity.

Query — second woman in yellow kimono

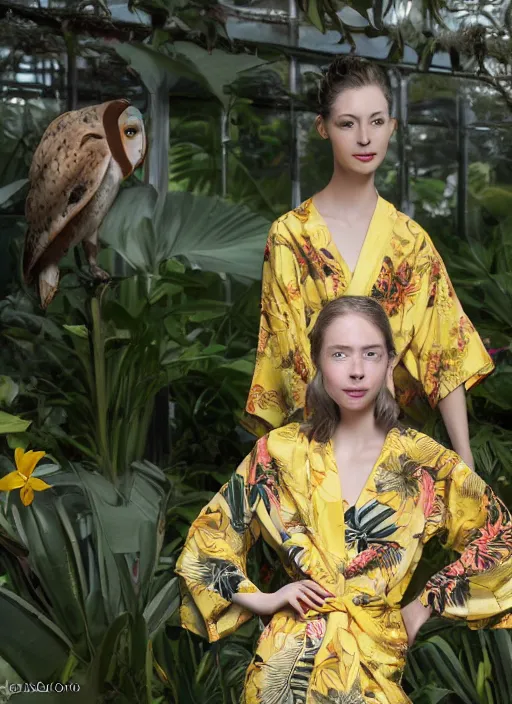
[176,296,512,704]
[244,56,493,469]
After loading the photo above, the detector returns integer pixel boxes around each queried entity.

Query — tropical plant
[0,173,267,702]
[0,449,177,702]
[405,619,512,704]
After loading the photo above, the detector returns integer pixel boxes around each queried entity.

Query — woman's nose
[350,358,365,379]
[357,127,370,146]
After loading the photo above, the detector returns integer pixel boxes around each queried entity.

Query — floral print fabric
[244,197,494,434]
[176,425,512,704]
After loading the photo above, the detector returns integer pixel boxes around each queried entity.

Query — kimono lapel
[346,196,397,295]
[308,436,347,563]
[301,200,351,287]
[305,195,398,295]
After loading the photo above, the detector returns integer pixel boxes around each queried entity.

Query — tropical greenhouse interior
[0,0,511,701]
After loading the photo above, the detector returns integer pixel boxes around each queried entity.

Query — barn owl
[23,99,146,308]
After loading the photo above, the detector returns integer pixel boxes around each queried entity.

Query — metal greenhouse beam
[456,89,469,238]
[395,69,411,216]
[289,0,301,208]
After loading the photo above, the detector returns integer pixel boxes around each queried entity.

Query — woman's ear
[386,359,396,398]
[315,115,329,140]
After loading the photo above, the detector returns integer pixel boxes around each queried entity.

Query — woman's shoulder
[269,199,318,242]
[267,421,302,444]
[258,422,307,459]
[391,425,459,468]
[382,199,435,251]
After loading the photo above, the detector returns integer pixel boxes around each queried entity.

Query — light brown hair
[302,296,400,443]
[318,55,393,119]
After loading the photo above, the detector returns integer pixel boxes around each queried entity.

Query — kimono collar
[300,195,398,294]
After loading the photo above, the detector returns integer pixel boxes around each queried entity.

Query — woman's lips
[343,389,368,398]
[353,154,376,162]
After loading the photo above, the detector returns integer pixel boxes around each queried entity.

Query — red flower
[425,350,442,403]
[345,546,380,578]
[444,561,465,577]
[256,436,272,468]
[421,471,436,519]
[460,514,512,572]
[293,350,310,383]
[371,257,417,317]
[306,618,326,642]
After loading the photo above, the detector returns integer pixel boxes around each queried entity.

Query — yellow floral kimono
[175,424,512,704]
[244,197,494,433]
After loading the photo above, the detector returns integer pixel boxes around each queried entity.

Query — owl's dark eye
[124,127,138,138]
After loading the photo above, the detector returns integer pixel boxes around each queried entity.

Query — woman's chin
[336,156,383,178]
[336,397,374,414]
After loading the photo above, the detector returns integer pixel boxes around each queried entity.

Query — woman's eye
[365,351,378,358]
[124,127,138,138]
[333,352,346,359]
[372,118,385,126]
[339,121,353,128]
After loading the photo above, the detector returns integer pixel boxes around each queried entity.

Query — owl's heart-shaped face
[118,106,146,171]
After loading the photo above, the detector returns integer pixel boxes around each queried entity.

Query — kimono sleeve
[402,232,494,408]
[174,452,262,642]
[243,220,312,435]
[419,452,512,629]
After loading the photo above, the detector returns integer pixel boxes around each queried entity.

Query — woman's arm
[402,230,493,463]
[438,384,474,469]
[418,453,512,629]
[232,581,332,618]
[175,452,262,642]
[243,222,312,435]
[400,599,432,646]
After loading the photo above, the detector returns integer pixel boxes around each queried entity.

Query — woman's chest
[320,216,369,274]
[277,443,431,552]
[293,237,420,352]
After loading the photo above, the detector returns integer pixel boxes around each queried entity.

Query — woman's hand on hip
[232,580,333,618]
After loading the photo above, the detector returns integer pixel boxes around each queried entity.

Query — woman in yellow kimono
[176,296,512,704]
[244,56,494,470]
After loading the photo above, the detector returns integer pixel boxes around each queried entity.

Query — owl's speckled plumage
[23,99,146,307]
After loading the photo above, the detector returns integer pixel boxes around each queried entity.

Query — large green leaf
[86,610,152,703]
[0,375,19,406]
[143,576,179,640]
[116,42,265,109]
[6,459,169,662]
[484,630,512,703]
[475,186,512,220]
[0,411,30,434]
[11,486,92,658]
[100,186,270,279]
[472,365,512,410]
[115,42,209,94]
[407,634,482,704]
[87,611,130,696]
[0,586,71,683]
[172,42,267,109]
[0,179,28,207]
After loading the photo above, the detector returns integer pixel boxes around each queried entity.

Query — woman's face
[316,85,396,176]
[319,312,391,415]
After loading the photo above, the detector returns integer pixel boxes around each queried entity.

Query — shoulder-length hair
[302,296,400,443]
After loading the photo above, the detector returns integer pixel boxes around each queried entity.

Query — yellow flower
[0,448,51,506]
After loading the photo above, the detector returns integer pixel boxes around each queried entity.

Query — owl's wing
[23,109,112,279]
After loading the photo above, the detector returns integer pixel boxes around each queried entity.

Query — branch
[0,1,151,40]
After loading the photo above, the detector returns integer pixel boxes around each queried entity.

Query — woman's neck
[315,170,377,220]
[333,408,386,450]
